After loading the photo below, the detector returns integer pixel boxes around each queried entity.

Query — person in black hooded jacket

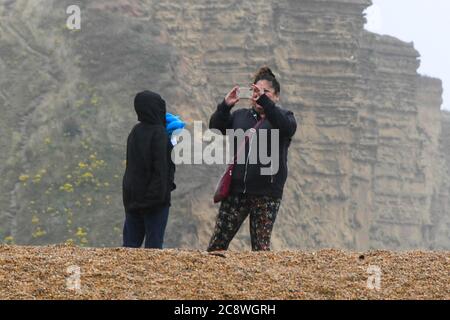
[122,90,176,249]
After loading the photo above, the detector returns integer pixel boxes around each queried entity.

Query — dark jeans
[123,206,170,249]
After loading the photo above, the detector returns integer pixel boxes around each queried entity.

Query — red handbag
[213,162,235,203]
[213,119,264,203]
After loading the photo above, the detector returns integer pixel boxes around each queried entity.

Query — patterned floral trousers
[207,194,281,252]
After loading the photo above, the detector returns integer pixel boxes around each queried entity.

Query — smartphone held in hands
[238,86,253,100]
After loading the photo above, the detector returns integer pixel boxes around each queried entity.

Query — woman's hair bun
[254,66,276,81]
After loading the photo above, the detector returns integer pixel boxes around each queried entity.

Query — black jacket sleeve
[145,128,168,205]
[167,140,176,192]
[209,100,234,135]
[257,94,297,138]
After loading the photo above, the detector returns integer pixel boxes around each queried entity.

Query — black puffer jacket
[209,94,297,199]
[122,91,176,214]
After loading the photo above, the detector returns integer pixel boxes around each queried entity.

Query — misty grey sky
[365,0,449,110]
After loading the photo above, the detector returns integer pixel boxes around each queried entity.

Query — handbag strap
[231,118,265,165]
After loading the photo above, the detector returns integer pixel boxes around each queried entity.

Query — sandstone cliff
[0,0,448,250]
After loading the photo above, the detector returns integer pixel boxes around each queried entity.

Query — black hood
[134,90,166,126]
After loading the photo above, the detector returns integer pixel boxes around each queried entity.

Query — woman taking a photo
[208,67,297,251]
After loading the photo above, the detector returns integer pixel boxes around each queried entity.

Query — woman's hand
[225,86,240,108]
[251,84,265,115]
[251,84,263,101]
